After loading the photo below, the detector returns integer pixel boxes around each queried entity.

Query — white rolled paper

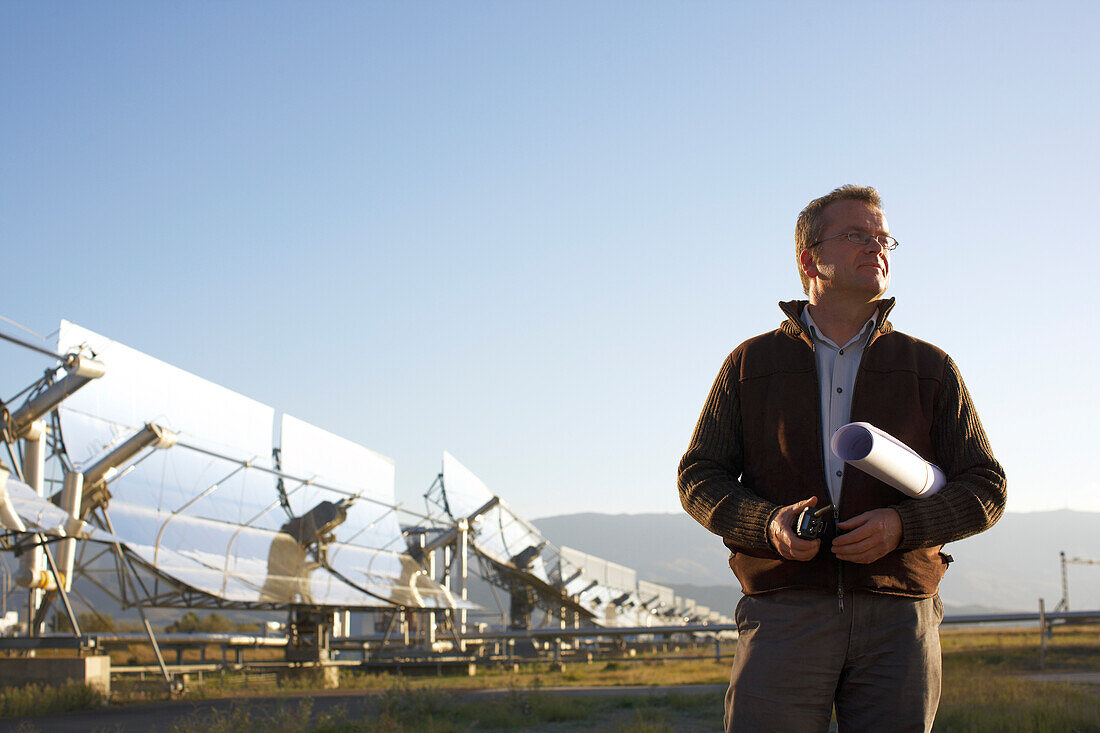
[830,422,946,499]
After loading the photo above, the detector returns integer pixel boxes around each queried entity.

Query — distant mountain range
[533,510,1100,614]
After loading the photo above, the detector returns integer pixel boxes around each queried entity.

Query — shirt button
[836,470,843,477]
[839,349,844,355]
[836,387,843,393]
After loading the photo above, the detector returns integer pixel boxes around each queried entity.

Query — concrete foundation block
[277,665,340,690]
[0,655,111,696]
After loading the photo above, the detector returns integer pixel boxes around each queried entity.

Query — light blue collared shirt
[800,306,878,506]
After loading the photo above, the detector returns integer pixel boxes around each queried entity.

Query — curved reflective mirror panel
[55,322,459,610]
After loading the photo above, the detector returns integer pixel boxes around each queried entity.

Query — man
[678,185,1006,732]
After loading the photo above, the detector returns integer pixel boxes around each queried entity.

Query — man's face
[805,200,891,300]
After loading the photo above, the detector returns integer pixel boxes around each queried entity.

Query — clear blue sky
[2,2,1097,520]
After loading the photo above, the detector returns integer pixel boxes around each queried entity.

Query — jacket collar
[779,298,895,349]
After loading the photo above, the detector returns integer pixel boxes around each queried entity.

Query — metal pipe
[140,610,175,689]
[0,464,26,533]
[0,329,66,361]
[1039,598,1047,670]
[57,472,84,592]
[1060,551,1068,611]
[426,544,437,647]
[464,496,500,522]
[83,422,177,488]
[457,519,469,645]
[21,420,46,495]
[6,356,105,440]
[17,424,52,603]
[419,526,458,555]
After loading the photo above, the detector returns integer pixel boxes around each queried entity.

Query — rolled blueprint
[830,422,946,499]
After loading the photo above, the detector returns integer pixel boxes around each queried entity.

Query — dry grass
[165,681,718,733]
[938,672,1099,732]
[941,623,1100,671]
[5,626,1099,731]
[935,623,1100,732]
[0,680,107,718]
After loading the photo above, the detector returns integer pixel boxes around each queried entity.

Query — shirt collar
[800,307,877,351]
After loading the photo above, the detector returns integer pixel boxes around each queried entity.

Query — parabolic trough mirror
[427,452,691,628]
[56,321,460,611]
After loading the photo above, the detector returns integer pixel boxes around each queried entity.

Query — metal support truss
[98,507,176,688]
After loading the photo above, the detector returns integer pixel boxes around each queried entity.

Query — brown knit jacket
[678,299,1006,598]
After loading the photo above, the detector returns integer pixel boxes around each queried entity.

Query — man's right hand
[768,497,822,561]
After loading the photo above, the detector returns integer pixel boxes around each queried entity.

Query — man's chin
[861,275,889,297]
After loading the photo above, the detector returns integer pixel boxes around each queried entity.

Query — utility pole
[1054,551,1100,612]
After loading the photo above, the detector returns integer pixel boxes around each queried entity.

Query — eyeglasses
[809,232,899,251]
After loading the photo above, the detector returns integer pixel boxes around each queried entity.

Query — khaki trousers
[725,589,943,733]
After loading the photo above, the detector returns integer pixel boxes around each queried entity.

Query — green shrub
[165,612,243,633]
[51,611,117,633]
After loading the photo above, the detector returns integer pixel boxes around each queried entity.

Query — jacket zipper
[834,502,844,613]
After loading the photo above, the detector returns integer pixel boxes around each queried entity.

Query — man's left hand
[831,508,902,564]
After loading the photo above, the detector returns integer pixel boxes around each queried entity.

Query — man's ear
[799,248,819,281]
